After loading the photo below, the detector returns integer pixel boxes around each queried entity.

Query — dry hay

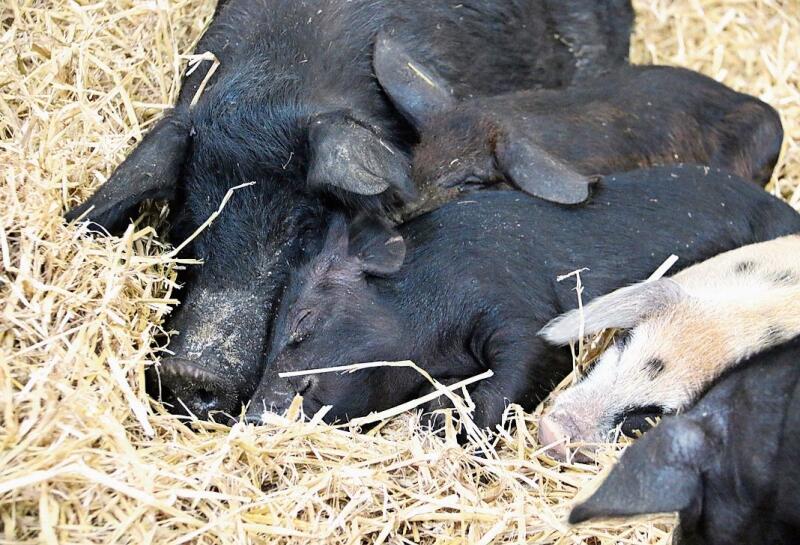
[1,0,798,543]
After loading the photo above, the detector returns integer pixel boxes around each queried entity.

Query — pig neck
[362,276,422,359]
[367,258,481,371]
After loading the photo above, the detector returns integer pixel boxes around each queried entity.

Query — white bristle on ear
[538,308,585,345]
[539,278,686,345]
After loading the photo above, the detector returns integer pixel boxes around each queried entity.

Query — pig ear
[494,128,596,205]
[64,111,190,233]
[539,278,686,345]
[307,112,414,199]
[569,419,708,525]
[373,31,457,131]
[322,214,350,258]
[348,215,406,276]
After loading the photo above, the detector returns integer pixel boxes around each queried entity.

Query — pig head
[147,178,327,420]
[569,336,800,545]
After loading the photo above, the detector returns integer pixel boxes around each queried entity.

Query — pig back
[396,165,800,311]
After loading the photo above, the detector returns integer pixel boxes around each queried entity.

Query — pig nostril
[290,376,313,396]
[538,413,591,462]
[244,413,263,425]
[195,388,216,408]
[539,416,568,450]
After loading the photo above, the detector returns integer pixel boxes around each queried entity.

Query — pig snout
[242,367,298,425]
[152,357,242,420]
[242,391,296,424]
[538,410,599,463]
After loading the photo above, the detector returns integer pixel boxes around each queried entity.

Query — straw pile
[2,0,798,543]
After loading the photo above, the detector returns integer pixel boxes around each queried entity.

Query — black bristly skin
[249,165,800,432]
[64,0,635,420]
[399,65,783,218]
[570,335,800,545]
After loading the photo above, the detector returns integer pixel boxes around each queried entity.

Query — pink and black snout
[539,402,667,462]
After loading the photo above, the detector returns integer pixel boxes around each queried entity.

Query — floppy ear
[64,110,190,233]
[307,112,414,199]
[494,127,596,205]
[373,31,457,131]
[348,215,406,276]
[539,277,686,345]
[569,419,708,526]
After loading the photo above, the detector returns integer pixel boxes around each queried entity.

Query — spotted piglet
[537,234,800,460]
[569,336,800,545]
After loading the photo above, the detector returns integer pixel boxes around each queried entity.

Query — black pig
[66,0,634,419]
[570,335,800,545]
[245,165,800,429]
[373,51,783,214]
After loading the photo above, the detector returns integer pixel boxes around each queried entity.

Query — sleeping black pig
[245,165,800,430]
[373,44,783,214]
[66,0,634,419]
[570,334,800,545]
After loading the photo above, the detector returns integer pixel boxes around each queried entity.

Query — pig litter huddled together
[64,1,799,544]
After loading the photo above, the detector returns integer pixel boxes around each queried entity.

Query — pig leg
[466,328,571,432]
[420,325,570,436]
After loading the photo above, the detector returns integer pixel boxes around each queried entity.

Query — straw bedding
[1,0,798,543]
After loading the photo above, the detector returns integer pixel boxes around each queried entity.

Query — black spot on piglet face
[614,405,668,438]
[735,260,758,274]
[643,357,666,379]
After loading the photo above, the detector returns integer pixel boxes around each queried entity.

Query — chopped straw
[2,0,798,543]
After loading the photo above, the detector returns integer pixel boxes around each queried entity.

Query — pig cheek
[311,373,372,422]
[328,375,364,416]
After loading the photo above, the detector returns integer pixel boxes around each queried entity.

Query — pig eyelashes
[289,308,316,344]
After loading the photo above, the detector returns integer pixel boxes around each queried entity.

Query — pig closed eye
[460,175,485,187]
[614,330,633,348]
[440,173,486,189]
[289,309,315,345]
